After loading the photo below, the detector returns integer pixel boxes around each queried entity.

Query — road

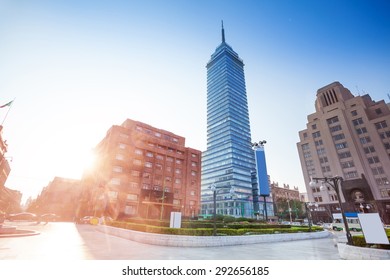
[0,221,342,260]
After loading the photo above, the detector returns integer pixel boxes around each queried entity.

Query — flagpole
[1,98,15,126]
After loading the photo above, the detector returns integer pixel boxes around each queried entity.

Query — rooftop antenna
[221,20,225,43]
[355,85,361,96]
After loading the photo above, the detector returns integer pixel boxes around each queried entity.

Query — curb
[97,225,331,247]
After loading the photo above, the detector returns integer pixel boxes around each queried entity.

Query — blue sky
[1,0,389,203]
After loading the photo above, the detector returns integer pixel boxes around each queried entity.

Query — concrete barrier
[338,243,390,260]
[97,225,331,247]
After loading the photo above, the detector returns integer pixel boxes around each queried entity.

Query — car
[81,216,99,225]
[81,216,93,224]
[8,212,37,221]
[40,213,59,222]
[321,223,332,230]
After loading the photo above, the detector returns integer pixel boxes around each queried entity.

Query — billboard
[254,146,270,196]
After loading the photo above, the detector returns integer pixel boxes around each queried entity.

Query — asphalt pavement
[0,221,342,260]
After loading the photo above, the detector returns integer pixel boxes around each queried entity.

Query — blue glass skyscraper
[201,23,256,218]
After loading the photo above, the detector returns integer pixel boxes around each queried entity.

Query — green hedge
[352,229,390,249]
[227,223,291,229]
[106,221,322,236]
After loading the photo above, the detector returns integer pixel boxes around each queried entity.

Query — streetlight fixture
[309,176,353,245]
[209,183,235,236]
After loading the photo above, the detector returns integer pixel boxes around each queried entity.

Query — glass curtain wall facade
[201,24,256,218]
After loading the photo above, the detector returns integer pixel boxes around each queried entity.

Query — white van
[331,213,362,232]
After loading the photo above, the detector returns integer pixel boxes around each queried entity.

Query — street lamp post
[286,193,293,224]
[304,202,318,232]
[209,183,235,236]
[310,176,353,245]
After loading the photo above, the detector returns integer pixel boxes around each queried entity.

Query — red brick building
[79,119,201,220]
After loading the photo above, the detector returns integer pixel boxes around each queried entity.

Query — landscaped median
[104,220,323,236]
[98,219,330,247]
[337,229,390,260]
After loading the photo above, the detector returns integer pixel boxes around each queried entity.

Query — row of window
[117,153,199,168]
[134,126,180,143]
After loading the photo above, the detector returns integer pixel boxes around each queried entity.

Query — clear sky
[1,0,389,203]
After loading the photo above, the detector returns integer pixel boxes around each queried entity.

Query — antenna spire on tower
[221,20,225,43]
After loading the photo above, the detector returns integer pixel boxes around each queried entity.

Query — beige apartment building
[79,119,201,220]
[297,81,390,224]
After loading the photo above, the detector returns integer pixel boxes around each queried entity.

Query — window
[351,110,358,116]
[191,170,197,176]
[375,108,383,115]
[192,161,198,167]
[356,127,367,135]
[301,143,310,150]
[375,121,388,129]
[333,134,345,141]
[338,151,351,159]
[315,140,323,146]
[321,166,331,172]
[367,156,380,164]
[119,143,126,149]
[344,171,358,179]
[191,153,198,158]
[145,162,153,168]
[352,118,364,126]
[380,189,390,198]
[327,116,339,124]
[312,131,321,138]
[113,166,123,173]
[330,125,342,133]
[109,178,120,185]
[146,152,153,158]
[173,199,181,205]
[363,146,375,154]
[319,157,328,164]
[335,142,348,150]
[156,154,164,160]
[359,136,371,144]
[133,159,142,165]
[129,182,139,188]
[175,178,181,184]
[125,205,136,215]
[135,149,143,155]
[317,148,326,155]
[341,161,355,168]
[127,194,138,201]
[115,154,124,160]
[311,124,317,130]
[384,143,390,150]
[131,170,140,177]
[176,159,182,165]
[109,191,118,200]
[372,167,385,175]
